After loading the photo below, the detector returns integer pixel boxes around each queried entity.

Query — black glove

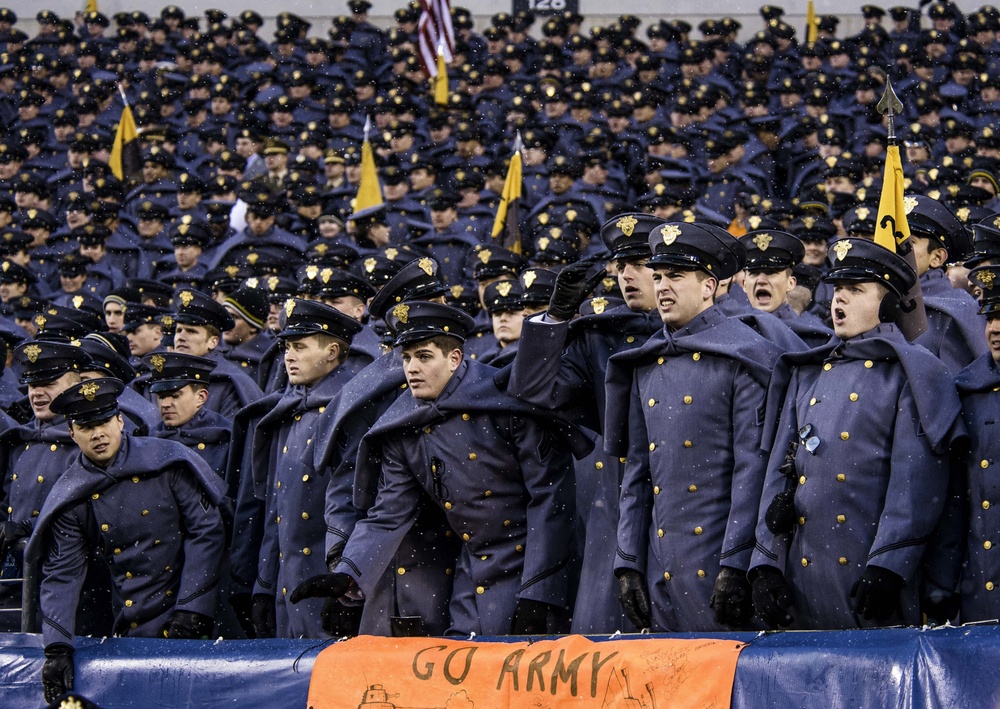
[165,610,215,639]
[289,572,353,603]
[251,594,276,639]
[321,597,364,637]
[750,566,794,628]
[510,598,552,635]
[710,566,754,628]
[764,490,798,535]
[851,565,904,623]
[228,592,256,639]
[0,519,31,560]
[616,569,651,630]
[547,260,607,322]
[42,643,74,703]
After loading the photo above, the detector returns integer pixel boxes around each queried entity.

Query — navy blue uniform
[252,365,356,638]
[607,307,783,631]
[509,305,662,633]
[752,326,964,629]
[335,360,578,635]
[27,435,227,645]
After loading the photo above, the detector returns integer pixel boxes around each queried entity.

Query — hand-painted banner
[308,634,745,709]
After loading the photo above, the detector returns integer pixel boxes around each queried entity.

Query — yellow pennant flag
[84,0,98,14]
[873,144,907,253]
[806,0,818,43]
[109,103,140,181]
[433,49,448,106]
[491,144,523,253]
[354,119,383,213]
[874,142,928,340]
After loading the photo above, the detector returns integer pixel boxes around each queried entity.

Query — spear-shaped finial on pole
[876,76,903,144]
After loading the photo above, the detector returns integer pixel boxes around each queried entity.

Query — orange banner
[308,635,745,709]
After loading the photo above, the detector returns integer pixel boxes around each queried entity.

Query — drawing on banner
[356,683,476,709]
[602,667,655,709]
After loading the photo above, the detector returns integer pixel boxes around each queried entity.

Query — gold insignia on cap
[34,315,46,329]
[48,308,58,315]
[551,227,563,239]
[150,354,165,372]
[179,291,194,306]
[161,315,174,328]
[856,207,870,221]
[748,215,762,230]
[1,262,7,272]
[660,224,682,245]
[616,215,638,236]
[246,277,259,288]
[178,223,189,235]
[450,285,464,298]
[23,344,41,363]
[566,210,577,221]
[364,258,377,273]
[523,271,537,289]
[268,276,279,290]
[320,268,333,284]
[80,382,100,401]
[72,295,84,309]
[379,246,396,260]
[833,239,853,261]
[591,296,608,314]
[538,213,549,225]
[980,270,996,290]
[538,237,550,250]
[753,233,773,250]
[247,253,259,265]
[497,281,513,297]
[392,303,409,323]
[957,207,970,222]
[285,299,295,318]
[903,196,918,214]
[418,258,434,276]
[478,249,492,264]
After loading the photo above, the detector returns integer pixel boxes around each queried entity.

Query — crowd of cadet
[1,0,1000,702]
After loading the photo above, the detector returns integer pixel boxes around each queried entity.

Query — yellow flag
[109,103,140,181]
[873,144,907,253]
[806,0,818,43]
[84,0,98,14]
[491,148,523,252]
[433,49,448,106]
[354,138,383,212]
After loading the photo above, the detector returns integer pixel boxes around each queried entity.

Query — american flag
[418,0,454,77]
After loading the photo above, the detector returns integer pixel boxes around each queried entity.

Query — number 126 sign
[512,0,578,15]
